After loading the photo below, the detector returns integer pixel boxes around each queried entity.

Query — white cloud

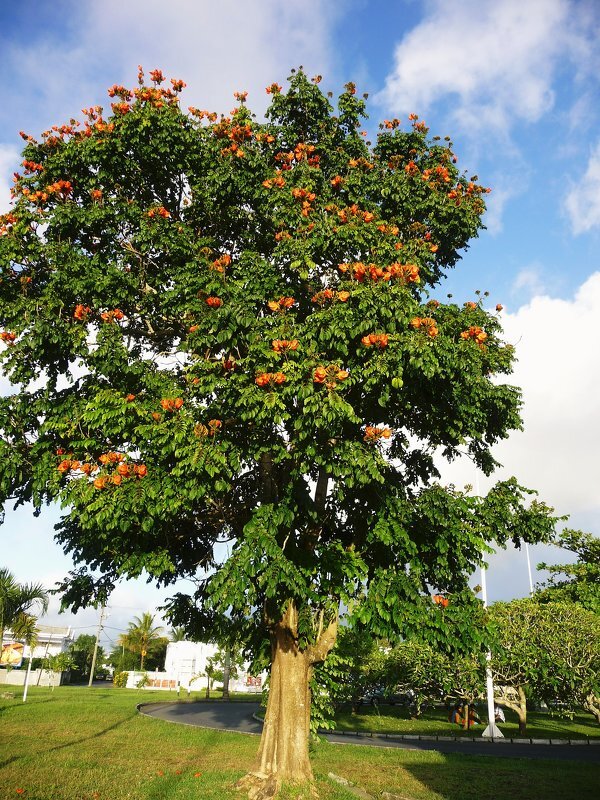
[440,272,600,521]
[0,144,19,214]
[0,0,339,142]
[511,264,546,298]
[564,141,600,234]
[376,0,581,135]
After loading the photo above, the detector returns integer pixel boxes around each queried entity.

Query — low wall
[0,668,63,687]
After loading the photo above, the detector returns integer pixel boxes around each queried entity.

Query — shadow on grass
[0,708,138,769]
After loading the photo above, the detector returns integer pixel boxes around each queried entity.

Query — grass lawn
[0,686,597,800]
[333,703,600,740]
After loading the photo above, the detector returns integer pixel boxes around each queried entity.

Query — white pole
[475,473,504,740]
[525,543,534,595]
[22,646,33,703]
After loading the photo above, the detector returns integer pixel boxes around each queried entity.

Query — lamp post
[474,473,503,740]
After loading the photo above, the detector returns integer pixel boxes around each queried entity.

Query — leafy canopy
[0,68,558,656]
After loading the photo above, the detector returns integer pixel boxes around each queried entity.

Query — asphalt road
[138,701,600,763]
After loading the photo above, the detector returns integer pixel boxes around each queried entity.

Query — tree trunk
[583,693,600,724]
[238,603,338,799]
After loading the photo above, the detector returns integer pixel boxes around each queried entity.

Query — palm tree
[0,568,49,646]
[169,626,187,642]
[118,612,164,670]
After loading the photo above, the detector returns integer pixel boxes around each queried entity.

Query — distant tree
[118,612,164,670]
[0,568,48,646]
[489,599,600,733]
[169,626,187,642]
[536,530,600,614]
[69,633,105,681]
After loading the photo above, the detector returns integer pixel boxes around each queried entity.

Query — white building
[0,624,75,687]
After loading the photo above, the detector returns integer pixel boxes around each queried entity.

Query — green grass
[332,704,600,740]
[0,686,597,800]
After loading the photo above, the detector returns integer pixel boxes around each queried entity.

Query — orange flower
[336,370,349,381]
[362,333,388,348]
[330,175,344,189]
[73,304,91,321]
[464,301,477,310]
[313,367,327,384]
[273,372,286,384]
[90,189,103,201]
[125,393,136,402]
[0,331,16,344]
[206,296,223,308]
[57,460,71,473]
[364,426,392,442]
[151,412,162,421]
[93,477,107,490]
[134,464,148,477]
[255,373,271,387]
[496,304,503,312]
[189,325,199,333]
[112,474,123,485]
[272,339,299,353]
[267,296,295,312]
[337,291,350,302]
[117,463,130,476]
[433,594,449,608]
[81,463,92,475]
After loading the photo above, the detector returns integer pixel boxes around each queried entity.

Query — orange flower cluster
[206,296,223,308]
[262,175,286,189]
[255,132,275,144]
[147,206,170,219]
[338,261,420,284]
[376,223,400,236]
[22,179,72,205]
[211,254,231,272]
[0,331,16,344]
[460,326,487,347]
[361,333,389,348]
[381,118,401,129]
[265,83,282,94]
[311,289,350,305]
[150,69,165,84]
[267,296,295,312]
[422,165,450,183]
[100,309,124,323]
[347,157,374,170]
[22,160,44,172]
[464,301,477,311]
[496,304,503,312]
[194,419,222,438]
[433,594,449,608]
[160,398,184,412]
[125,393,136,402]
[90,189,103,201]
[293,142,318,165]
[108,85,134,100]
[256,372,286,387]
[313,365,349,388]
[331,204,375,225]
[291,187,316,216]
[410,317,438,338]
[73,304,91,321]
[364,426,392,442]
[274,230,291,241]
[405,161,419,177]
[272,339,299,353]
[0,212,17,236]
[330,175,345,189]
[188,108,218,123]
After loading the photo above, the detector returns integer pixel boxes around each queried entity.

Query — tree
[0,568,48,646]
[118,613,164,671]
[536,529,600,614]
[489,598,600,733]
[0,67,560,795]
[69,633,105,682]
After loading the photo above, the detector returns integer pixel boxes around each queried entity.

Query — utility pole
[88,606,106,687]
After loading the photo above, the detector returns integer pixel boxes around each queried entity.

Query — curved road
[139,701,600,763]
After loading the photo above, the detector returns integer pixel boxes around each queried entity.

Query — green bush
[112,671,128,688]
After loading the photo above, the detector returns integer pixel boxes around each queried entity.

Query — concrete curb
[323,728,598,746]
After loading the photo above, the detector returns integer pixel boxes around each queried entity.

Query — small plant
[112,671,128,688]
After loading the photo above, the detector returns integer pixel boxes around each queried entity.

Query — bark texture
[238,602,338,799]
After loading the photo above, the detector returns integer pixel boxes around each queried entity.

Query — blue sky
[1,0,599,647]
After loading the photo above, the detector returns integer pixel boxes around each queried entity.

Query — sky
[1,0,599,650]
